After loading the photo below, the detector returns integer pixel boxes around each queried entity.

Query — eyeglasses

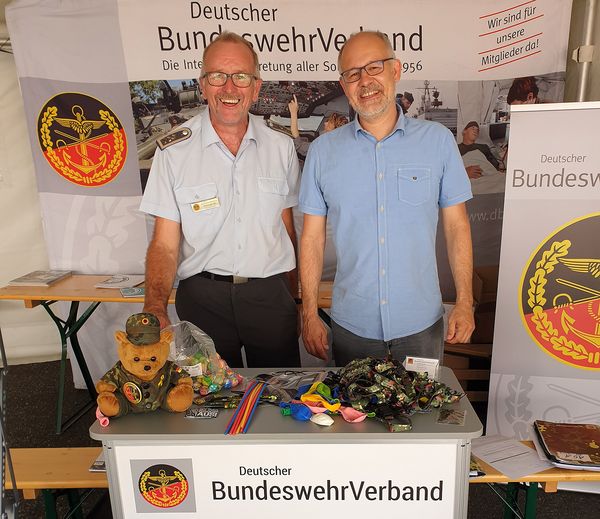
[201,71,256,88]
[340,57,396,84]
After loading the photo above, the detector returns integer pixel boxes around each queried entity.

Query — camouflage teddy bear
[96,313,193,417]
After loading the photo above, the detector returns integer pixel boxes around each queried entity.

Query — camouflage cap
[125,313,160,345]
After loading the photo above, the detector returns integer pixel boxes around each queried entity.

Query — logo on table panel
[520,213,600,370]
[138,463,189,508]
[37,92,127,186]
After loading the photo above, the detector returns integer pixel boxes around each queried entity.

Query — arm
[465,165,483,179]
[482,144,500,170]
[281,207,299,298]
[143,216,181,329]
[288,94,300,138]
[441,203,475,344]
[299,214,329,359]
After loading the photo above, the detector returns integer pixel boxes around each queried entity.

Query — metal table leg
[0,327,20,518]
[524,482,539,519]
[489,481,539,519]
[40,300,101,434]
[503,483,520,519]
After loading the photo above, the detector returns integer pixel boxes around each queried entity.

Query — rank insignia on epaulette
[157,127,192,150]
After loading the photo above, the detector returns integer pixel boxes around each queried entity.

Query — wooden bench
[4,447,108,518]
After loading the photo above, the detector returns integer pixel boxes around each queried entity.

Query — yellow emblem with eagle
[139,464,189,508]
[520,213,600,370]
[37,92,127,186]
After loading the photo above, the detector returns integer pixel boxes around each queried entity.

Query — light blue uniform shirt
[140,109,300,280]
[299,110,472,341]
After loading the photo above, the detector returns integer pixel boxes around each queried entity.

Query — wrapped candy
[166,321,243,395]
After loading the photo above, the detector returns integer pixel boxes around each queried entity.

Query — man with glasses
[140,32,301,368]
[299,31,474,366]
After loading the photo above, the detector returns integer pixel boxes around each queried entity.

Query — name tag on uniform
[191,197,220,212]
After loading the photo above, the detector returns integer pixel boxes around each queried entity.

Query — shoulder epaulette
[156,127,192,150]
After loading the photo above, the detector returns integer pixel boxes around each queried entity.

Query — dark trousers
[331,317,444,367]
[176,273,300,368]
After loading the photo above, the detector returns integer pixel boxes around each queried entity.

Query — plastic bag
[165,321,243,395]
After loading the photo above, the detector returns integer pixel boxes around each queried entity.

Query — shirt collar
[200,107,258,149]
[352,104,405,140]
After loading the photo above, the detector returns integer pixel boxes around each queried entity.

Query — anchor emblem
[520,214,600,370]
[37,92,127,187]
[554,258,600,348]
[53,105,109,175]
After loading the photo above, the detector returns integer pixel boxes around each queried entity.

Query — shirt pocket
[257,176,289,225]
[397,167,431,206]
[174,183,220,236]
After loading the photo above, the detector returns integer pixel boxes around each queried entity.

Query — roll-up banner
[6,0,573,383]
[488,101,600,491]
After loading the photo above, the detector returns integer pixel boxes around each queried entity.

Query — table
[90,366,483,519]
[0,275,175,434]
[0,276,333,433]
[470,441,600,519]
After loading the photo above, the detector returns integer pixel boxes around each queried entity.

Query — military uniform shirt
[140,109,300,280]
[100,360,186,416]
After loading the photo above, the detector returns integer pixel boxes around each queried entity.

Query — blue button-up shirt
[299,110,472,341]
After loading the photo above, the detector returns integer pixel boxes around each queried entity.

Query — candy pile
[166,321,243,395]
[276,358,463,432]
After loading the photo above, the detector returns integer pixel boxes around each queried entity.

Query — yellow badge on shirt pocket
[191,197,220,212]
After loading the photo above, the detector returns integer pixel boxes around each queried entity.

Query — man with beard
[299,31,474,365]
[140,32,301,368]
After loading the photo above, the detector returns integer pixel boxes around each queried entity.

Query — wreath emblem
[37,92,127,186]
[138,464,189,508]
[520,214,600,370]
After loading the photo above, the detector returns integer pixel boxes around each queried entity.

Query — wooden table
[0,275,332,433]
[470,441,600,518]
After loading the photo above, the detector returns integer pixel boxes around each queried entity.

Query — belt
[197,271,259,284]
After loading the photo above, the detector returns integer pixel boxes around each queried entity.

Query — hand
[465,165,482,179]
[302,314,329,360]
[445,302,475,344]
[166,382,194,412]
[288,94,299,117]
[97,392,120,417]
[143,306,171,329]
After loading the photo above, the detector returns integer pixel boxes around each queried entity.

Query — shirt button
[381,269,386,276]
[381,299,387,305]
[380,205,384,212]
[236,217,241,223]
[238,244,242,250]
[236,190,240,195]
[380,237,385,244]
[378,173,383,180]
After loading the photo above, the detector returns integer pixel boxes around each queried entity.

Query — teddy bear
[96,313,194,418]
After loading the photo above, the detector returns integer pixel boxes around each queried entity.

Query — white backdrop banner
[116,0,571,81]
[6,0,573,383]
[488,103,600,447]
